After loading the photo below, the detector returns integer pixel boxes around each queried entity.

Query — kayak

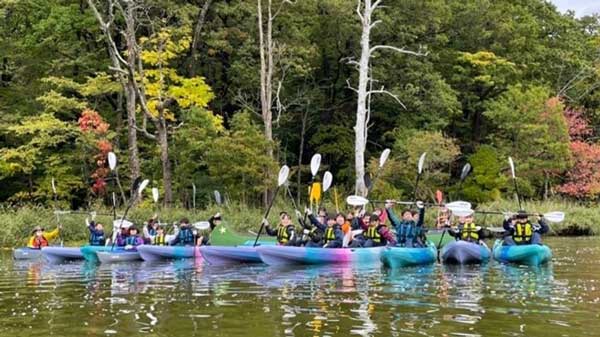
[441,240,491,265]
[256,246,384,266]
[380,242,437,268]
[200,246,262,265]
[138,245,200,262]
[80,246,114,263]
[13,247,43,260]
[492,239,552,266]
[96,250,142,263]
[42,247,84,263]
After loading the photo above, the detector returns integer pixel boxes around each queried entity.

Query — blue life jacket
[125,235,140,246]
[89,230,105,246]
[148,227,157,236]
[395,221,421,243]
[177,228,195,245]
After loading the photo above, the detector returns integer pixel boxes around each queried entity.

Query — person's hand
[58,224,62,230]
[305,207,312,216]
[86,217,90,227]
[192,230,198,236]
[503,212,513,221]
[416,201,424,209]
[262,218,269,227]
[125,245,133,250]
[303,229,310,235]
[295,210,302,219]
[214,212,221,218]
[90,211,97,221]
[152,213,158,220]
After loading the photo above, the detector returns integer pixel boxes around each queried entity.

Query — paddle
[508,157,523,210]
[475,210,565,223]
[51,177,63,247]
[366,148,391,195]
[348,196,471,210]
[253,165,290,247]
[192,183,197,211]
[152,187,160,234]
[111,178,149,251]
[319,171,333,209]
[108,151,127,205]
[308,154,322,212]
[413,152,427,203]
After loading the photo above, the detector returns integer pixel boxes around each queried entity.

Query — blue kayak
[138,245,200,262]
[13,247,43,260]
[380,242,437,268]
[200,246,262,265]
[96,249,142,263]
[80,246,114,263]
[42,247,84,263]
[256,246,384,266]
[441,240,491,265]
[492,239,552,266]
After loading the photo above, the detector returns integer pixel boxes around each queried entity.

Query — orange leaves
[78,109,110,135]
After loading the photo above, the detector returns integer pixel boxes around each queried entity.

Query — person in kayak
[124,226,144,250]
[143,217,158,244]
[27,225,61,249]
[264,212,297,246]
[321,213,344,248]
[350,212,396,247]
[114,226,130,247]
[86,216,106,246]
[386,201,425,248]
[447,209,483,243]
[436,207,451,229]
[502,211,549,245]
[170,218,196,246]
[197,213,222,246]
[303,209,326,247]
[152,225,168,246]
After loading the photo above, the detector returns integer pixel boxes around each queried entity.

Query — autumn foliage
[78,109,111,195]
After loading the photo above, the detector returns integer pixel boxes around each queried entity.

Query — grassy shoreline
[0,199,595,248]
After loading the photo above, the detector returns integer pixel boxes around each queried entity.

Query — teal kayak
[492,239,552,266]
[80,246,118,263]
[380,242,437,268]
[138,245,200,262]
[256,246,384,266]
[42,247,84,263]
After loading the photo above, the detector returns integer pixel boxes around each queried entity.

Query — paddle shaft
[253,185,281,247]
[111,196,137,251]
[512,177,523,210]
[52,186,63,246]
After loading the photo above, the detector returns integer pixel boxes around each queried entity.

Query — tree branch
[346,79,358,93]
[356,0,364,22]
[135,126,157,140]
[370,45,429,57]
[367,86,407,109]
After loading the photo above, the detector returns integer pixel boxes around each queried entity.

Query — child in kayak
[264,212,298,246]
[86,216,106,246]
[448,209,484,244]
[114,226,130,247]
[152,225,167,246]
[170,218,196,246]
[124,226,144,250]
[303,209,326,247]
[197,213,222,246]
[502,211,549,245]
[27,225,61,249]
[386,201,425,248]
[143,217,159,244]
[350,212,396,247]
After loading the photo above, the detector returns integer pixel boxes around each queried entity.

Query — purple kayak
[199,246,262,265]
[256,246,384,266]
[441,240,491,265]
[137,245,200,262]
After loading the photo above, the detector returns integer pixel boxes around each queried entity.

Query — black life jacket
[177,228,195,245]
[89,231,106,246]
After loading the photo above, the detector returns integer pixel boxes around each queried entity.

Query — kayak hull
[200,246,261,265]
[80,246,114,263]
[492,240,552,266]
[441,240,491,265]
[13,247,43,260]
[380,242,437,268]
[138,245,200,262]
[96,250,142,263]
[42,247,84,263]
[256,246,384,266]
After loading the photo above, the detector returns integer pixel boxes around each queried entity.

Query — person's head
[32,226,44,237]
[336,213,345,226]
[120,227,128,234]
[148,219,156,226]
[346,211,354,222]
[458,210,474,224]
[516,210,528,224]
[213,214,222,225]
[318,207,327,217]
[402,209,413,221]
[129,226,138,236]
[180,218,190,226]
[95,223,104,232]
[412,210,420,222]
[374,208,383,216]
[369,213,380,227]
[327,214,336,227]
[279,212,288,221]
[157,226,164,234]
[281,213,292,226]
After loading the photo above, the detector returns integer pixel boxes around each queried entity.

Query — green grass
[0,198,596,248]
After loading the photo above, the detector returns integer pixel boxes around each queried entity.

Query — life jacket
[514,222,533,244]
[307,227,322,243]
[324,226,337,243]
[396,221,418,243]
[89,231,105,246]
[153,234,167,246]
[125,235,140,246]
[148,227,157,236]
[277,225,293,244]
[32,236,49,249]
[365,226,382,244]
[460,223,479,242]
[177,228,195,245]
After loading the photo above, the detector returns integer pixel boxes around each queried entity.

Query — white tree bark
[351,0,426,196]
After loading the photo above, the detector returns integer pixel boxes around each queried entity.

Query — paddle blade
[418,152,427,174]
[508,157,516,179]
[152,187,159,203]
[364,172,372,190]
[278,165,290,186]
[379,148,391,168]
[108,152,117,171]
[435,190,443,205]
[131,177,142,192]
[346,195,368,206]
[113,219,133,229]
[543,211,565,223]
[446,201,472,211]
[460,163,472,181]
[451,207,474,217]
[51,178,56,194]
[323,171,333,192]
[193,221,211,230]
[310,154,321,177]
[214,190,222,205]
[138,179,150,195]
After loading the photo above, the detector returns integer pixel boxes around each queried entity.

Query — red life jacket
[33,236,49,249]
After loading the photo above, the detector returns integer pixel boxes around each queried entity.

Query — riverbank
[0,199,595,247]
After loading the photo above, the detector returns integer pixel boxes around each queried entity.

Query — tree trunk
[189,0,213,77]
[124,3,141,186]
[297,108,309,204]
[258,0,274,206]
[157,119,173,205]
[354,0,372,197]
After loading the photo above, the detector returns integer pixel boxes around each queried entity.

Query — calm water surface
[0,237,599,337]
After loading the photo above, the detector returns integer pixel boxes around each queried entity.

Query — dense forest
[1,0,599,211]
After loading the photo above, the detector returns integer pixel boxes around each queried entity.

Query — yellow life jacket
[514,222,533,243]
[153,234,167,246]
[277,225,290,244]
[460,223,479,242]
[324,227,336,243]
[365,226,381,243]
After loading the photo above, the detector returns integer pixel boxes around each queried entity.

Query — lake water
[0,237,599,336]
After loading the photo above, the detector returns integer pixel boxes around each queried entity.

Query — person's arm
[26,236,35,248]
[386,207,401,228]
[502,217,514,233]
[380,227,396,246]
[286,226,296,246]
[537,218,549,235]
[44,228,60,241]
[416,204,425,228]
[351,218,362,231]
[264,222,277,236]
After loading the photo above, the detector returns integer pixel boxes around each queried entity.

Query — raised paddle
[366,148,391,195]
[192,183,197,211]
[413,152,427,203]
[253,165,290,246]
[108,151,127,205]
[152,187,160,228]
[51,177,63,247]
[475,210,565,223]
[318,171,333,209]
[508,157,523,210]
[111,178,149,250]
